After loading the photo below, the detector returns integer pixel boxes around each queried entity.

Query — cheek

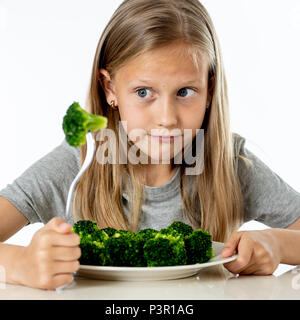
[179,109,206,149]
[118,112,148,143]
[181,108,206,131]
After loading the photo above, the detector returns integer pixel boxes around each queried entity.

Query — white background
[0,0,300,246]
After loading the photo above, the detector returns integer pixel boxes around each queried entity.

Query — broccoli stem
[84,110,107,131]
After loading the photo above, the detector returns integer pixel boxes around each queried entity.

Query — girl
[0,0,300,290]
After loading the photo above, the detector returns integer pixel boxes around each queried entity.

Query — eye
[177,88,195,98]
[136,88,152,99]
[135,87,196,99]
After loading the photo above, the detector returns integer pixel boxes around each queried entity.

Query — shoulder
[232,132,247,156]
[231,132,254,176]
[40,139,80,166]
[25,139,81,180]
[50,139,81,168]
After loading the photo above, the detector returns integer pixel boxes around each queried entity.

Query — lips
[149,135,181,143]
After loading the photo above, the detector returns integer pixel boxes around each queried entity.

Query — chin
[133,135,185,164]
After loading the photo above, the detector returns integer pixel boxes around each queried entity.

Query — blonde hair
[73,0,251,242]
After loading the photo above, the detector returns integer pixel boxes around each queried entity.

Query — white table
[1,264,299,300]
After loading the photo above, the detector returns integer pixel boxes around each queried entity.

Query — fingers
[222,230,281,276]
[52,260,80,275]
[221,231,243,258]
[51,231,80,247]
[44,217,72,234]
[239,263,257,275]
[223,236,255,274]
[37,259,80,290]
[51,274,74,290]
[24,217,82,290]
[52,246,81,261]
[39,230,80,248]
[40,273,75,291]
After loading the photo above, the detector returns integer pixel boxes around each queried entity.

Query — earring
[110,100,118,110]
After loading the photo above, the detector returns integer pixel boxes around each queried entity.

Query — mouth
[149,135,181,143]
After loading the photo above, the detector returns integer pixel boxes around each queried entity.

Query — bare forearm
[0,242,25,285]
[269,228,300,265]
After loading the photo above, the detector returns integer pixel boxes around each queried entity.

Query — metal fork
[56,131,96,292]
[65,131,96,218]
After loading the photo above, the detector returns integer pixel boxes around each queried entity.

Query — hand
[221,229,281,275]
[17,217,81,290]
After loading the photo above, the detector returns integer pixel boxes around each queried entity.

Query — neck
[144,164,179,187]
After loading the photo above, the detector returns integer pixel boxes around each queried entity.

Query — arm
[271,217,300,265]
[0,196,29,242]
[226,135,300,274]
[0,197,80,289]
[221,218,300,275]
[286,216,300,230]
[0,196,30,284]
[0,140,82,288]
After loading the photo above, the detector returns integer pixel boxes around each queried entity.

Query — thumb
[221,231,243,258]
[45,217,72,234]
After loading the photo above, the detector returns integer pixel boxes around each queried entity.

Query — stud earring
[110,100,118,110]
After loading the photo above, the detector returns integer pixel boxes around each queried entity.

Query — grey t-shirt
[0,133,299,230]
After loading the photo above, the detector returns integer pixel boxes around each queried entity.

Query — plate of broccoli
[72,220,237,281]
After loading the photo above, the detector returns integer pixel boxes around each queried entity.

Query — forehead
[115,43,209,85]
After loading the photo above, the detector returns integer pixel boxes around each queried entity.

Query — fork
[56,131,96,292]
[65,131,96,218]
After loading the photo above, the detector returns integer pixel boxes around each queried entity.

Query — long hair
[73,0,251,242]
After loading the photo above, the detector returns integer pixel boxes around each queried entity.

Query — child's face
[99,42,212,163]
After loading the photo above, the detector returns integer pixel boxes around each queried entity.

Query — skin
[99,42,213,187]
[0,205,81,290]
[15,217,81,290]
[222,218,300,275]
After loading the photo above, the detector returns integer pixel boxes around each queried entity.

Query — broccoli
[143,232,187,267]
[72,220,214,267]
[184,229,214,264]
[101,227,118,237]
[159,227,181,238]
[164,221,193,237]
[116,229,132,236]
[105,231,146,267]
[72,220,99,236]
[62,101,107,147]
[136,228,158,241]
[72,220,109,265]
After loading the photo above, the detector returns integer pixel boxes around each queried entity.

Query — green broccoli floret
[62,101,107,147]
[117,229,132,236]
[159,227,181,238]
[136,228,158,241]
[143,232,187,267]
[105,231,146,267]
[72,220,99,236]
[72,220,109,265]
[78,231,109,266]
[101,227,118,237]
[184,229,214,264]
[164,221,194,237]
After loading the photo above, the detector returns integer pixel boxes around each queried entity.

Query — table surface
[1,263,299,300]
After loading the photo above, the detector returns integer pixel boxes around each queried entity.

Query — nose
[155,96,178,128]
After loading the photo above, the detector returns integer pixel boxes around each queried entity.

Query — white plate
[76,241,237,281]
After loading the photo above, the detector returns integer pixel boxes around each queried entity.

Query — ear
[98,68,117,104]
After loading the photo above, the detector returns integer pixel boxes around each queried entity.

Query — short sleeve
[234,133,300,228]
[0,139,81,225]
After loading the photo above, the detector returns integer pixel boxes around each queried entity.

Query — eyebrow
[130,79,201,86]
